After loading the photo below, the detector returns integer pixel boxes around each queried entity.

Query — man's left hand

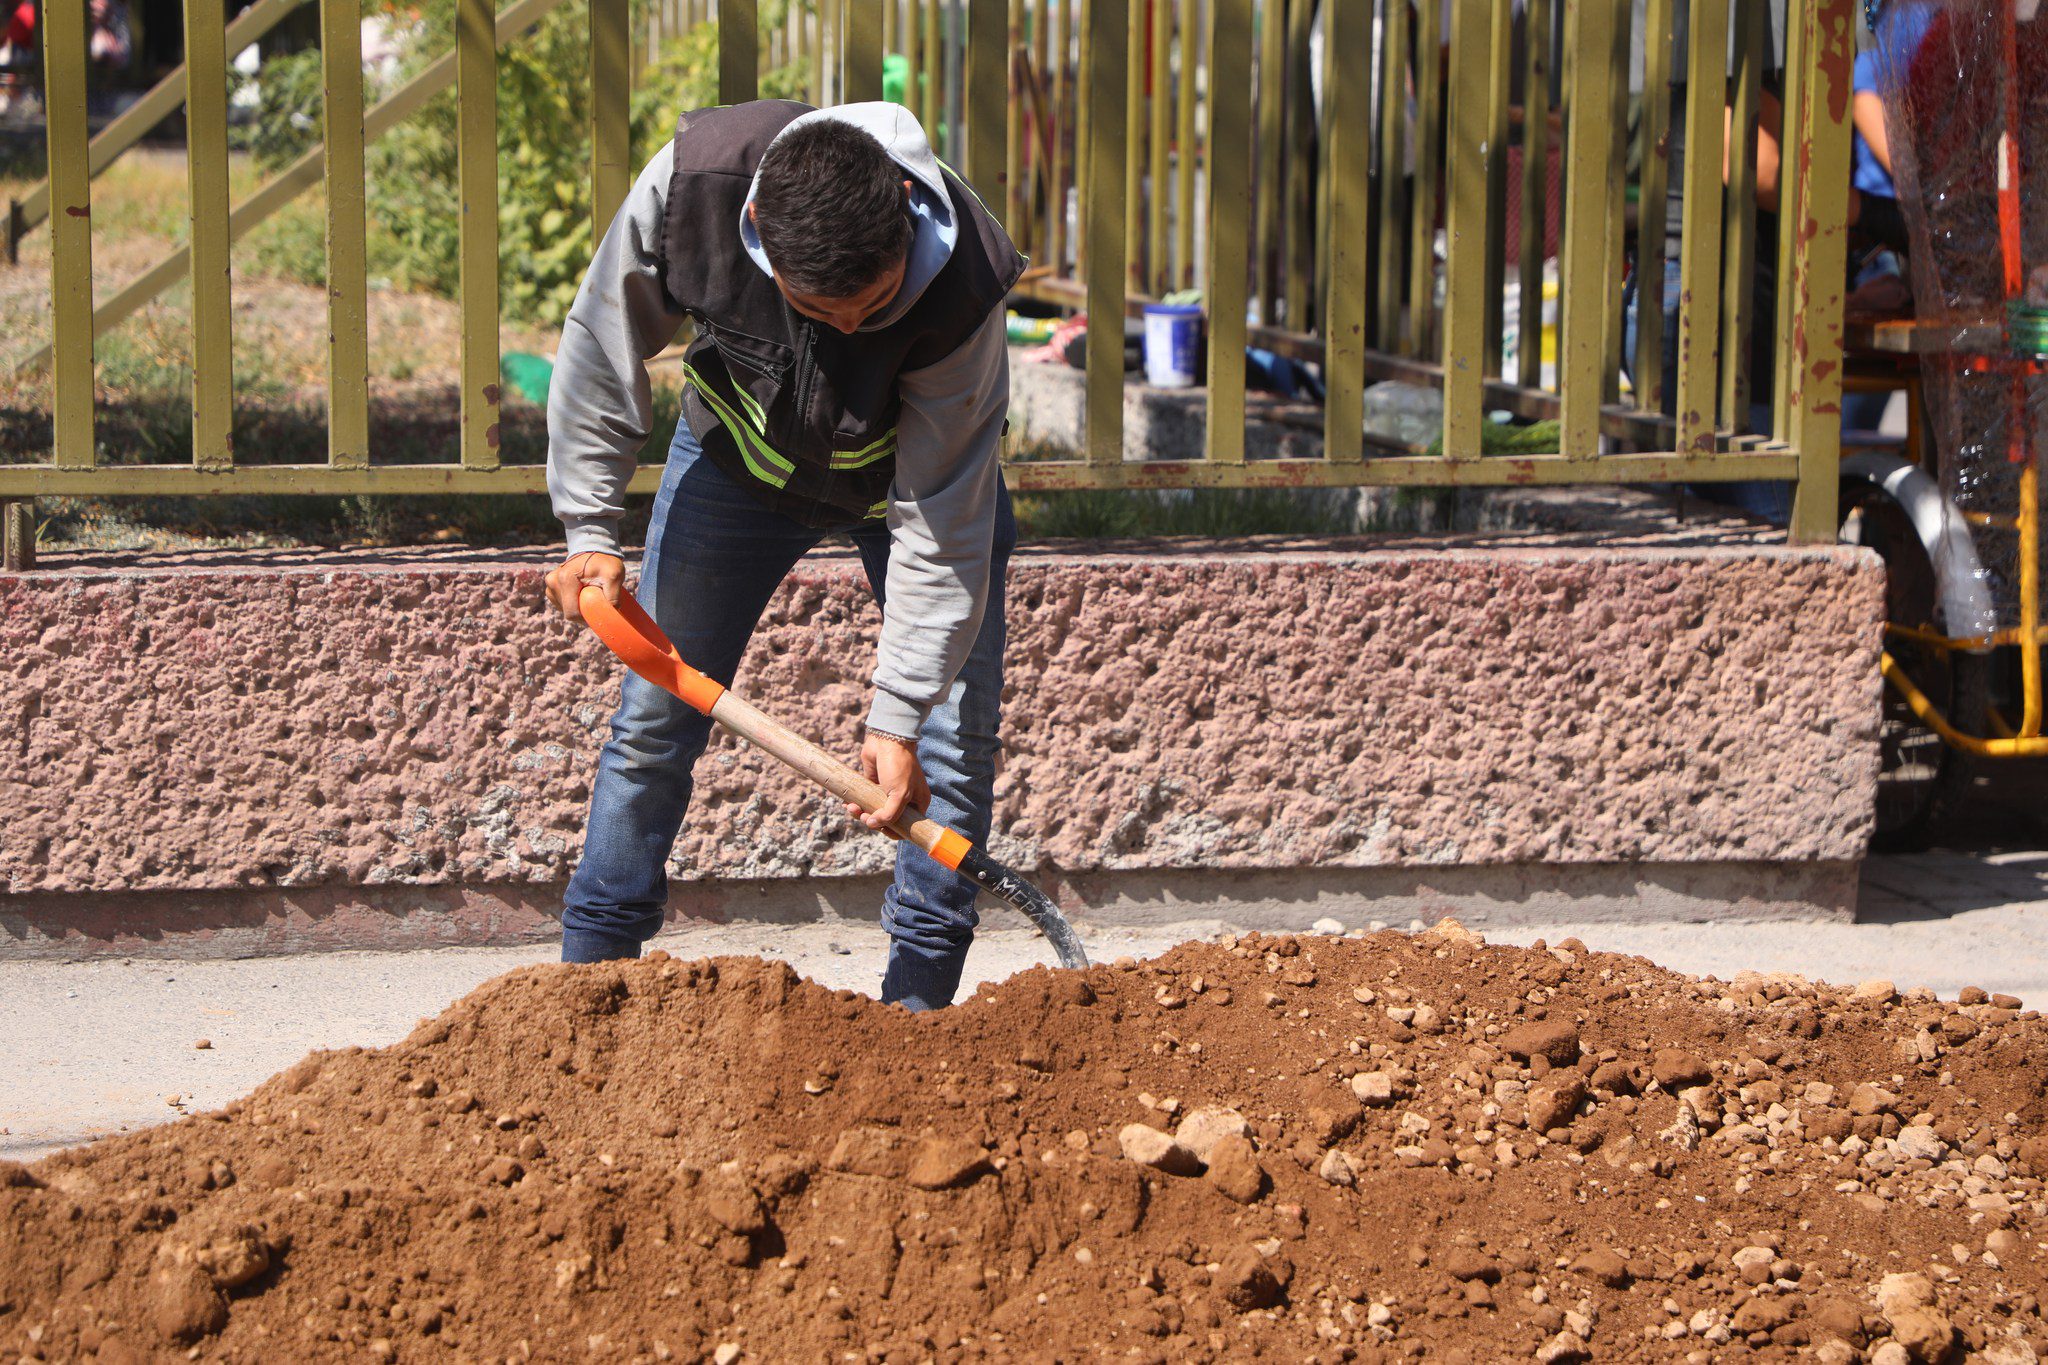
[853,730,929,839]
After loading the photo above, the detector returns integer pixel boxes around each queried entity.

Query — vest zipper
[792,320,818,440]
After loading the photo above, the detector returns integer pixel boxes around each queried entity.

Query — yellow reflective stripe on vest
[683,363,795,488]
[829,429,897,470]
[867,499,890,519]
[733,384,768,433]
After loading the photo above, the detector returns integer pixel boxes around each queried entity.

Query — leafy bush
[241,195,331,287]
[351,2,810,328]
[233,45,327,172]
[225,2,818,324]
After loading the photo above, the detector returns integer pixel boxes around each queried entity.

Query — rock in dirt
[1732,1295,1795,1334]
[1588,1059,1639,1095]
[1174,1106,1252,1163]
[1894,1124,1946,1162]
[1535,1328,1590,1363]
[1498,1020,1581,1068]
[1527,1075,1587,1133]
[1876,1272,1937,1319]
[150,1264,228,1344]
[1317,1149,1358,1186]
[1650,1048,1712,1090]
[1571,1248,1629,1288]
[1887,1308,1956,1362]
[1214,1245,1287,1311]
[1444,1249,1501,1284]
[180,1226,273,1291]
[904,1136,992,1190]
[1351,1071,1396,1106]
[1118,1123,1202,1176]
[1732,1245,1776,1285]
[1203,1135,1268,1204]
[825,1125,904,1177]
[703,1165,768,1236]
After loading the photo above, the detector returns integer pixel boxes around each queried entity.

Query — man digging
[542,99,1024,1010]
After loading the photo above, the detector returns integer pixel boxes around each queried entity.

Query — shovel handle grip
[578,588,727,715]
[579,586,971,871]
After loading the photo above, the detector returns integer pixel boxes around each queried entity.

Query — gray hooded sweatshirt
[546,103,1010,741]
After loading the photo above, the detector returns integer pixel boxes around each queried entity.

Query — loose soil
[6,925,2048,1363]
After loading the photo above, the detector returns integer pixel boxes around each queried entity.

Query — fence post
[1719,0,1764,430]
[1673,0,1729,455]
[592,0,632,231]
[1322,0,1368,463]
[456,0,500,471]
[1633,0,1672,414]
[846,0,884,104]
[1479,0,1512,380]
[185,0,234,470]
[1556,0,1616,457]
[323,0,370,469]
[721,0,759,104]
[1083,0,1129,467]
[1174,0,1198,291]
[1406,0,1440,357]
[1787,0,1852,545]
[43,0,93,471]
[1205,0,1250,466]
[1440,0,1491,459]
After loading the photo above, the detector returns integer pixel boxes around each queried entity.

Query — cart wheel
[1839,476,1987,852]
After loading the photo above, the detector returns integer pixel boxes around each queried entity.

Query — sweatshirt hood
[739,102,958,332]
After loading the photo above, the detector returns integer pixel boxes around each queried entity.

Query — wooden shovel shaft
[706,689,956,859]
[575,584,1089,971]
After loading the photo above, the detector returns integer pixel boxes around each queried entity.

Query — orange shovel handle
[575,585,1086,968]
[579,583,968,867]
[577,588,727,715]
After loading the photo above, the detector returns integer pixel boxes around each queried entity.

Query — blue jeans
[1623,256,1790,526]
[561,420,1015,1011]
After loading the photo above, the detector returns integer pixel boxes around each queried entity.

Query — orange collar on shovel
[579,586,1089,972]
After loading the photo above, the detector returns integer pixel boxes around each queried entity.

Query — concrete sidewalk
[4,846,2046,1164]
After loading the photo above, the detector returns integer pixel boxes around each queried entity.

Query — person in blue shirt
[1841,0,1935,433]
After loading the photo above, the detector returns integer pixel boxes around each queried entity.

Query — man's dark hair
[752,121,913,298]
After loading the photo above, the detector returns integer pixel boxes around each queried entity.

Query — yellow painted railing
[0,0,1855,555]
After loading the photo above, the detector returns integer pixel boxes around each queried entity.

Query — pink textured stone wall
[0,543,1882,906]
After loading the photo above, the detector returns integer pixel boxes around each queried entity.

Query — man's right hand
[545,551,626,622]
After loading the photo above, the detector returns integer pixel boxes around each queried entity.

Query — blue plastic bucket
[1142,303,1203,388]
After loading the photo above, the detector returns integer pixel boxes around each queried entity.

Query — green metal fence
[0,0,1855,565]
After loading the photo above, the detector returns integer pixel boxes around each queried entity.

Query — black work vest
[661,100,1024,529]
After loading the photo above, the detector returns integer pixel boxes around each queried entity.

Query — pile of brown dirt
[6,925,2048,1364]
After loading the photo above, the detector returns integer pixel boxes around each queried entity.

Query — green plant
[232,46,328,172]
[355,1,813,329]
[241,194,331,287]
[1424,418,1562,458]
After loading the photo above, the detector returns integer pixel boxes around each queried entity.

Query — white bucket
[1142,304,1203,388]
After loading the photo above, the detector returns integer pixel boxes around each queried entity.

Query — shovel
[578,586,1089,972]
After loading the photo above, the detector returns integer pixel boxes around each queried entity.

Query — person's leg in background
[851,483,1018,1009]
[560,423,822,962]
